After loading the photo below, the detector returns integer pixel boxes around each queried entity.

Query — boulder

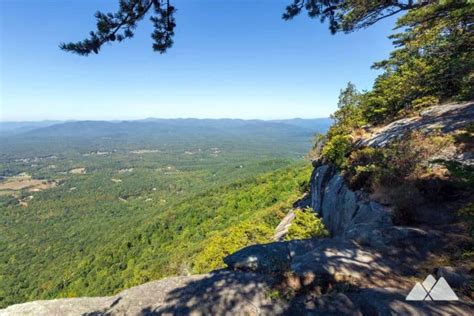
[289,238,395,287]
[224,242,291,274]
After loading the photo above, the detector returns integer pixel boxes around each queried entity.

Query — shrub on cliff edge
[285,207,329,240]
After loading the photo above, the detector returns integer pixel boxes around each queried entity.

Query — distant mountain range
[0,118,332,137]
[0,121,65,135]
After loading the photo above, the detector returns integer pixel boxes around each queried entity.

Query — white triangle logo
[422,274,436,292]
[406,275,459,301]
[406,282,428,301]
[429,277,459,301]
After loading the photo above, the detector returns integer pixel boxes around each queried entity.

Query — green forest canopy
[0,121,318,307]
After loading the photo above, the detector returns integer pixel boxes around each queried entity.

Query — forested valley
[0,119,329,307]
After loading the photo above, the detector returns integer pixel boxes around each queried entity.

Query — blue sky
[1,0,398,121]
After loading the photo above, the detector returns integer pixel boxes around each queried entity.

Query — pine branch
[60,0,175,56]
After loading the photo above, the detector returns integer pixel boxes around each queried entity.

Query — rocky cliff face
[309,163,392,237]
[307,163,431,252]
[301,101,473,244]
[224,102,474,313]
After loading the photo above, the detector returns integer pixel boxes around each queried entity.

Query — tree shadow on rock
[140,270,283,315]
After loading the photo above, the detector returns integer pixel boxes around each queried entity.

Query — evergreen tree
[331,82,363,131]
[363,0,473,123]
[62,1,470,56]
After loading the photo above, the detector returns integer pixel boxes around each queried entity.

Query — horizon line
[0,116,332,123]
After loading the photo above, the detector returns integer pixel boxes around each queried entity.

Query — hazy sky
[1,0,398,121]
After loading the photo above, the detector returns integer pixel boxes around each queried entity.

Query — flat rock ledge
[0,272,284,316]
[225,237,428,289]
[360,101,474,148]
[3,238,473,315]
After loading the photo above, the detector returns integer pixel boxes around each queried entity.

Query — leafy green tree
[362,0,474,123]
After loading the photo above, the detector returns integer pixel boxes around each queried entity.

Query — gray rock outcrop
[273,209,295,241]
[309,164,392,242]
[307,101,474,244]
[359,101,474,148]
[224,242,291,274]
[3,268,473,315]
[0,272,284,316]
[225,238,394,283]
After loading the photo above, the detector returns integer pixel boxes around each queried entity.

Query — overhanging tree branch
[60,0,175,55]
[283,0,434,33]
[60,0,447,56]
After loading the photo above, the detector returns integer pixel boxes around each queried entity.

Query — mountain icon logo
[406,275,459,301]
